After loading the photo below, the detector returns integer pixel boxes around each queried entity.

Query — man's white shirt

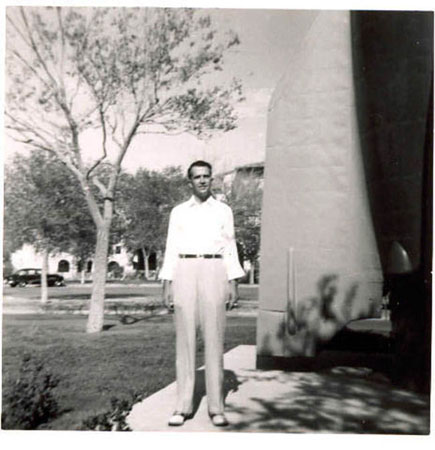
[159,195,245,281]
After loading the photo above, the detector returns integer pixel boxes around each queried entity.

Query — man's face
[189,166,212,201]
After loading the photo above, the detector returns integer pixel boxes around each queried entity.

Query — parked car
[4,268,66,288]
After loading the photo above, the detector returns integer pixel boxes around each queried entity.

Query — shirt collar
[187,195,216,207]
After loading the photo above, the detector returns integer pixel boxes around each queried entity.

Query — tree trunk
[41,247,49,303]
[86,201,113,333]
[142,247,150,280]
[80,268,86,284]
[249,259,255,285]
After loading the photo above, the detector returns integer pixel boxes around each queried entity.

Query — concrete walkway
[127,345,430,434]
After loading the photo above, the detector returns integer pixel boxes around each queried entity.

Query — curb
[2,296,258,317]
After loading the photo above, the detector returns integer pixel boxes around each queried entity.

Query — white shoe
[210,414,229,427]
[168,412,190,426]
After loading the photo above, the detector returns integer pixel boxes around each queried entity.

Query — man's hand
[162,280,174,312]
[227,280,239,310]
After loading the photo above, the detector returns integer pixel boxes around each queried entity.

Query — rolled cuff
[224,261,246,281]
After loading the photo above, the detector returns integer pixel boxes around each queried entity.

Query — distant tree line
[4,151,187,283]
[4,151,263,295]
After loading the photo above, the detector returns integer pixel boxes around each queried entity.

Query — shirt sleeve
[159,208,179,281]
[223,206,246,281]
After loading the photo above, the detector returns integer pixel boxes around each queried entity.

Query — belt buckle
[197,254,204,258]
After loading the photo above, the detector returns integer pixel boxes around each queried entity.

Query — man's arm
[222,206,246,281]
[222,206,245,310]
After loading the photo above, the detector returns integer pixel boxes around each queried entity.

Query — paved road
[3,283,162,300]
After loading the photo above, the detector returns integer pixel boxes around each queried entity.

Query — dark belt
[179,254,222,259]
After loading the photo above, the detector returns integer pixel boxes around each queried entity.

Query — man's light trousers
[172,257,228,416]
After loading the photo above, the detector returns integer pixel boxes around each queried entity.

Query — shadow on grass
[113,303,172,326]
[116,312,168,326]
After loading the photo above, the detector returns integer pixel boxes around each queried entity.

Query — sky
[122,9,319,174]
[3,3,432,176]
[3,7,318,175]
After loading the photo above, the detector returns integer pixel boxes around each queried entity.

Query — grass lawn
[2,313,257,430]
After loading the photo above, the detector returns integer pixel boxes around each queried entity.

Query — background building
[10,243,135,282]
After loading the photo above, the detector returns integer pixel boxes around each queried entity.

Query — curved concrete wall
[257,11,383,358]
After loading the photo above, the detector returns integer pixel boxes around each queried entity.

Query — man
[160,160,245,427]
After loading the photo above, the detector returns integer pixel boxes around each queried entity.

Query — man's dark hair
[187,160,212,179]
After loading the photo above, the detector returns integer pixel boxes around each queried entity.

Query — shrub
[81,395,144,431]
[2,354,60,430]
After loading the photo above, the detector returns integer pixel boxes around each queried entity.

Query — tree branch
[20,7,59,90]
[80,182,104,228]
[56,7,67,95]
[6,13,33,50]
[92,176,108,197]
[68,73,83,111]
[136,129,187,137]
[6,112,59,148]
[9,49,52,90]
[17,7,85,173]
[107,116,123,150]
[86,106,108,180]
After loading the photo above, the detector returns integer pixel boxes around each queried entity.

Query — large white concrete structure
[257,11,383,359]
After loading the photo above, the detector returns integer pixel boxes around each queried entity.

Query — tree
[118,167,188,279]
[226,174,263,284]
[6,6,243,332]
[4,150,96,302]
[63,201,96,285]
